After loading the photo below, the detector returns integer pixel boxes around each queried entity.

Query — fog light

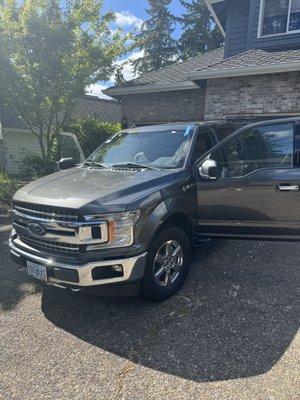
[111,264,123,273]
[92,265,124,280]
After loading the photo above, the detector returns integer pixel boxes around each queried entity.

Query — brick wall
[119,87,206,126]
[204,71,300,120]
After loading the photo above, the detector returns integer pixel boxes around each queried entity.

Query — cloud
[86,83,113,100]
[114,50,144,81]
[86,50,145,99]
[114,11,144,29]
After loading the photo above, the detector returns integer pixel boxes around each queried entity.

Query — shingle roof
[72,96,122,123]
[106,47,300,95]
[0,96,122,129]
[107,47,224,90]
[195,48,300,73]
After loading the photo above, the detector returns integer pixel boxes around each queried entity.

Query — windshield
[86,125,195,169]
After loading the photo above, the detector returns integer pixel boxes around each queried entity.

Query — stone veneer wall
[204,71,300,120]
[119,87,206,126]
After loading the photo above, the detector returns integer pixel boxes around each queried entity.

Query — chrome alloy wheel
[153,240,184,286]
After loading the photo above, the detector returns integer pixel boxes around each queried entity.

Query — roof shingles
[196,48,300,73]
[107,47,300,93]
[0,96,122,129]
[108,48,224,89]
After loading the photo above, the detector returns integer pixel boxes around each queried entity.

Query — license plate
[27,261,48,282]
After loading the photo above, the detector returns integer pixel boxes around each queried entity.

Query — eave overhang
[104,81,200,96]
[204,0,227,38]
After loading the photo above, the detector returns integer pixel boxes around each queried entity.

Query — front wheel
[140,225,191,301]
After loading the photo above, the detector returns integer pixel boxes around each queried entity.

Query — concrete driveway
[0,214,299,400]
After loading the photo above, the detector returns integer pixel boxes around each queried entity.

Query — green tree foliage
[0,0,124,161]
[20,154,56,180]
[179,0,224,59]
[114,64,126,85]
[0,171,20,204]
[132,0,178,75]
[65,118,121,157]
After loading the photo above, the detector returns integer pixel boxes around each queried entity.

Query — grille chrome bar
[12,202,109,255]
[12,221,78,244]
[16,233,80,255]
[12,202,79,222]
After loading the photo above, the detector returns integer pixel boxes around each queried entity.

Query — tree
[179,0,224,60]
[65,118,121,156]
[132,0,178,75]
[114,64,126,85]
[0,0,124,160]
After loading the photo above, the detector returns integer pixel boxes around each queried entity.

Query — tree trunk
[37,136,47,160]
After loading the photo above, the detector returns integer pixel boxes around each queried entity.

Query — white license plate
[27,261,48,282]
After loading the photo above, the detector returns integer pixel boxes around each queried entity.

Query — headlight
[84,210,140,250]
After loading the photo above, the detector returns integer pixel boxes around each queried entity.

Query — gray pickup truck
[10,118,300,300]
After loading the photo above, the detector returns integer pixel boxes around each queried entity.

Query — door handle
[276,184,299,192]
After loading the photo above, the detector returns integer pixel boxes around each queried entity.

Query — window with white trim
[259,0,300,36]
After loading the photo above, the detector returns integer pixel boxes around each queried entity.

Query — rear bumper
[9,238,147,291]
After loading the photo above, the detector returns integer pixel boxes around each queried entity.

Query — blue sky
[88,0,186,99]
[103,0,184,37]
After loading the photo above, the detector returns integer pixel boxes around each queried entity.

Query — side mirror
[58,157,76,170]
[199,159,218,180]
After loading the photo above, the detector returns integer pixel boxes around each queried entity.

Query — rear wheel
[140,225,191,301]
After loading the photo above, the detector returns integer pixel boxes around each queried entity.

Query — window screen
[261,0,300,35]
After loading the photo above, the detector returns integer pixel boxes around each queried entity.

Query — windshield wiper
[112,163,153,170]
[112,163,155,170]
[83,161,109,169]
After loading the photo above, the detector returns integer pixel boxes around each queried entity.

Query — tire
[140,225,191,301]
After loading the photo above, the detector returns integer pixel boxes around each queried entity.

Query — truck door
[195,120,300,240]
[57,132,85,166]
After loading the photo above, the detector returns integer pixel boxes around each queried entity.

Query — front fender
[135,192,197,251]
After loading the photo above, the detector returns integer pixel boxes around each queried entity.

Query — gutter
[104,81,199,96]
[189,60,300,80]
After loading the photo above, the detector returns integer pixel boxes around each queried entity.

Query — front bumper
[9,238,147,290]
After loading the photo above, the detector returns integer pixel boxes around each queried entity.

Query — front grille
[17,233,80,255]
[13,202,79,222]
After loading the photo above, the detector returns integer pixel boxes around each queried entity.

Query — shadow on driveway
[42,239,299,382]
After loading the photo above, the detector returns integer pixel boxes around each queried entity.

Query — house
[0,96,122,175]
[105,0,300,126]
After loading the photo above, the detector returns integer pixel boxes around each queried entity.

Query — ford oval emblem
[28,222,46,236]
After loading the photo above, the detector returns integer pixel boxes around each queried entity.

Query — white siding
[3,128,42,175]
[0,123,5,170]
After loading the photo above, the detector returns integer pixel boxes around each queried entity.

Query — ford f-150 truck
[10,118,300,300]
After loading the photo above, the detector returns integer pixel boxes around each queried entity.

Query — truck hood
[14,166,187,213]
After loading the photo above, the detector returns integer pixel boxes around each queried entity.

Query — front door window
[209,123,294,179]
[192,129,217,163]
[57,132,85,164]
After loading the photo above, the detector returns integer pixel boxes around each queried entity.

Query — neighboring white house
[0,96,122,175]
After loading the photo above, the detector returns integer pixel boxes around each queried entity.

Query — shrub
[0,171,20,204]
[20,154,56,180]
[65,118,122,157]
